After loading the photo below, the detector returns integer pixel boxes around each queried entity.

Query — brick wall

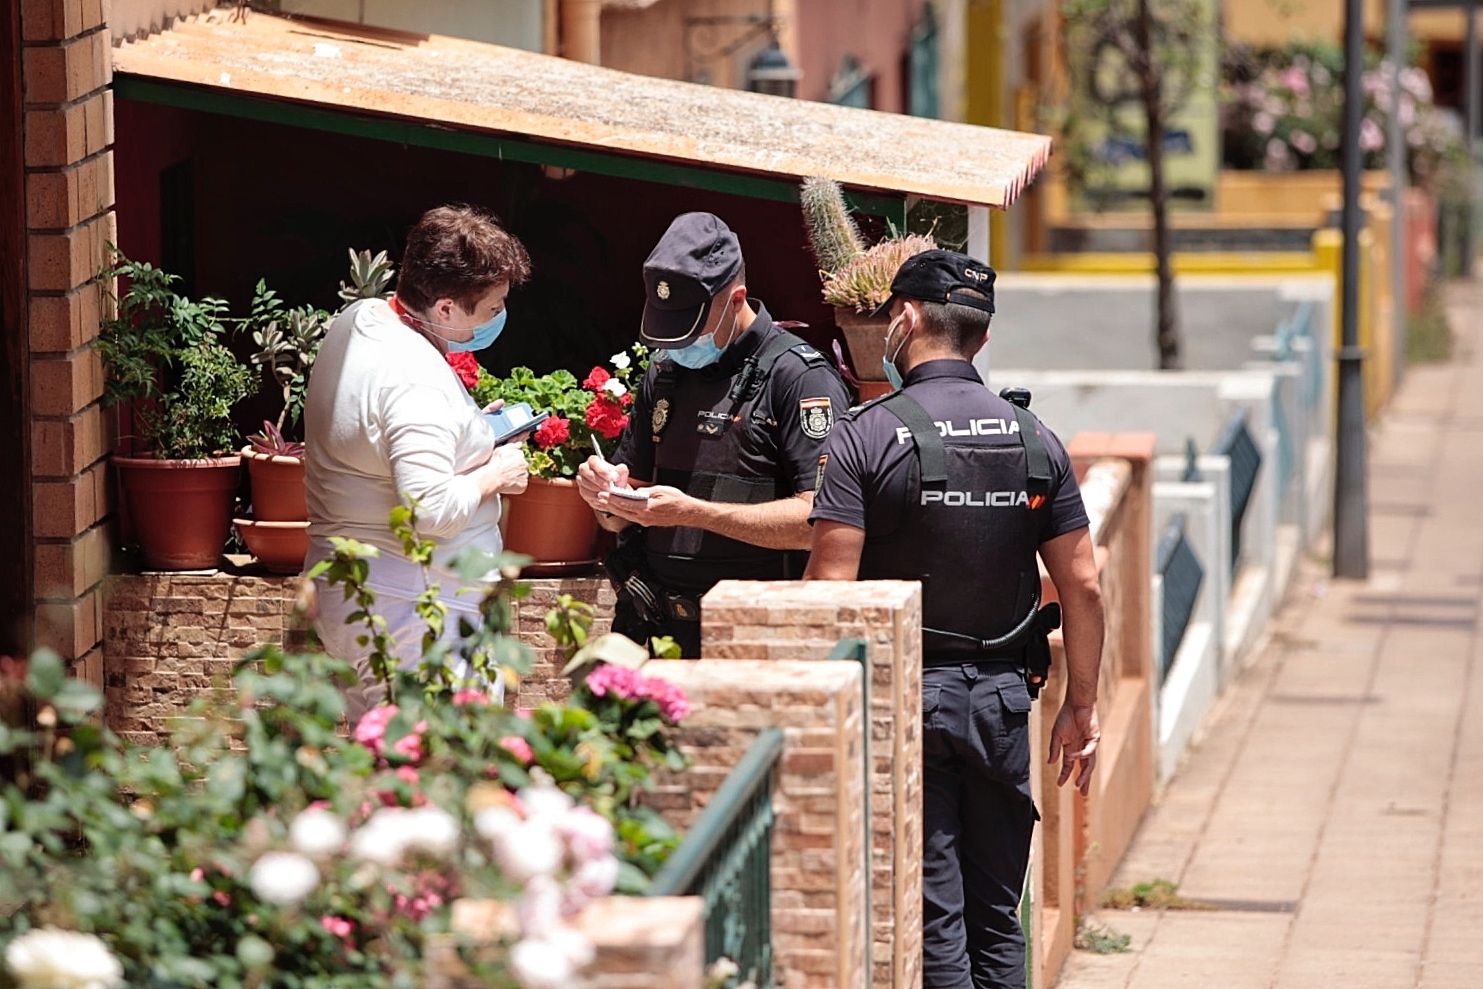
[21,0,116,689]
[1031,439,1156,988]
[643,660,869,989]
[509,577,614,710]
[102,572,306,744]
[435,896,705,989]
[700,580,923,989]
[101,572,612,743]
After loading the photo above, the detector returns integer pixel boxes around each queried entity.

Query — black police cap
[870,248,996,318]
[639,212,744,348]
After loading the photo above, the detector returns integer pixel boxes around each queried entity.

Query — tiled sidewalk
[1054,282,1483,989]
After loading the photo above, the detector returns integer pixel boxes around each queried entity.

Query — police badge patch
[815,454,829,490]
[651,398,671,441]
[799,397,833,440]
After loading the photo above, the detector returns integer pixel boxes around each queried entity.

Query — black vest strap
[728,332,815,403]
[877,391,948,484]
[1013,404,1052,497]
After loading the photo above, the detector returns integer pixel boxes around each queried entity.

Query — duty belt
[921,591,1063,697]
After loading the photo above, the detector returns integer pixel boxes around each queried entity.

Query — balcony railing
[647,728,784,989]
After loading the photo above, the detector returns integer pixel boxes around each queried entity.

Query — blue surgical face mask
[411,305,508,352]
[658,303,737,370]
[447,309,507,353]
[881,313,908,390]
[665,333,724,369]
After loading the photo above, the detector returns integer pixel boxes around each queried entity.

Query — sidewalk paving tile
[1052,280,1483,989]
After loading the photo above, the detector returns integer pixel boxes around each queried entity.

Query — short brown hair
[916,288,992,354]
[396,205,532,313]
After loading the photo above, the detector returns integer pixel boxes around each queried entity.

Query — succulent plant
[339,248,396,303]
[821,233,938,313]
[800,176,867,276]
[247,419,306,459]
[247,282,329,433]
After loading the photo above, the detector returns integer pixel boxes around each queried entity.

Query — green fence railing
[648,728,783,988]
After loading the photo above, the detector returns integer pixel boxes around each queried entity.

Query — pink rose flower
[500,736,535,765]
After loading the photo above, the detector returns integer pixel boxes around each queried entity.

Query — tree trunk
[1134,0,1182,370]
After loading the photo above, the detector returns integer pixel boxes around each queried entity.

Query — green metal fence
[647,728,784,988]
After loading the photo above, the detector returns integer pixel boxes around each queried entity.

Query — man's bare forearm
[1060,586,1104,707]
[693,493,814,550]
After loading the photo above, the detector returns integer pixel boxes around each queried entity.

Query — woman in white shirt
[303,205,531,718]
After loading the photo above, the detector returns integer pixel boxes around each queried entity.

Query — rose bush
[1221,43,1465,185]
[1,512,692,989]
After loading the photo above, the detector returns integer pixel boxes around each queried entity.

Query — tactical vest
[641,327,828,590]
[856,387,1054,663]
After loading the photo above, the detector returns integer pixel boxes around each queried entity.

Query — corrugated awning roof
[113,10,1051,210]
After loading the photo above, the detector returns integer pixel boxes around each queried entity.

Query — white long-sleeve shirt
[303,298,501,586]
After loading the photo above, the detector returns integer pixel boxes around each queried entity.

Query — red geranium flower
[585,394,629,440]
[534,415,571,450]
[445,352,480,391]
[582,366,611,391]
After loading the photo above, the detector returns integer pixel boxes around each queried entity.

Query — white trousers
[310,552,503,723]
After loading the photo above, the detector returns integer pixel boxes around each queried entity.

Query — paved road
[1053,281,1483,989]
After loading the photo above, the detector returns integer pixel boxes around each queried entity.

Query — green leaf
[53,680,103,719]
[25,650,65,701]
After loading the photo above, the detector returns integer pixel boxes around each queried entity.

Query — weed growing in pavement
[1101,878,1213,910]
[1407,281,1455,364]
[1073,918,1133,954]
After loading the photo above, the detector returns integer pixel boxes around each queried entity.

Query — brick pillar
[701,579,923,989]
[20,0,114,684]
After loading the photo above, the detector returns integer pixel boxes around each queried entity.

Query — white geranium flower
[5,928,123,989]
[601,378,627,399]
[609,352,631,370]
[405,806,460,858]
[288,808,347,857]
[249,851,319,905]
[508,936,577,989]
[495,821,564,883]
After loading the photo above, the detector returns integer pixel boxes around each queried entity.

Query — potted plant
[99,252,257,571]
[237,250,395,573]
[800,176,936,392]
[449,348,647,574]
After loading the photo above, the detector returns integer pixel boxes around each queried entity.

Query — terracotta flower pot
[501,476,599,576]
[114,454,242,571]
[242,447,307,521]
[833,306,891,381]
[234,518,310,575]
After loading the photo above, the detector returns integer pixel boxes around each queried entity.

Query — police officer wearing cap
[577,212,851,655]
[805,249,1105,989]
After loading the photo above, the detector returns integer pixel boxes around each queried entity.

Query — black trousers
[611,597,701,657]
[922,662,1039,989]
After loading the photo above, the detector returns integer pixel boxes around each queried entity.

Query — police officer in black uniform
[576,212,851,655]
[805,250,1105,989]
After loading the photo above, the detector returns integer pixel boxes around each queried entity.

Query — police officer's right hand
[576,455,628,510]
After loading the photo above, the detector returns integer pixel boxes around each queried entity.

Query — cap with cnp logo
[871,248,996,318]
[640,212,744,348]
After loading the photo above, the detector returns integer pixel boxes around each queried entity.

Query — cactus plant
[821,233,938,314]
[800,176,866,276]
[338,248,396,303]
